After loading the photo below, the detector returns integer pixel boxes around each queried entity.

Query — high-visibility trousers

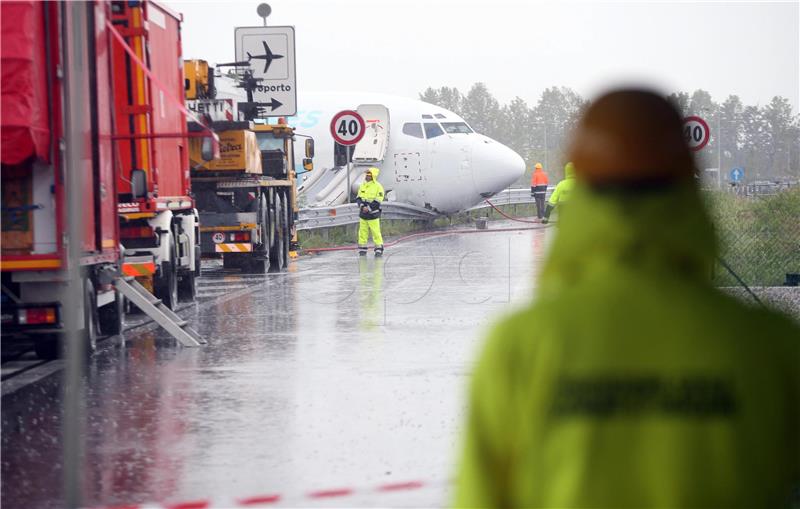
[358,218,383,247]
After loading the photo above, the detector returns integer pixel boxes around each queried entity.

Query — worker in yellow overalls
[355,167,384,256]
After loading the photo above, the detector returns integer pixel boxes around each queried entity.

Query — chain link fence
[707,185,800,288]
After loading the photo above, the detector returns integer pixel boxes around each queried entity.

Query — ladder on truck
[115,277,206,347]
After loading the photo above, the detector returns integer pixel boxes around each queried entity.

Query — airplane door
[352,104,390,164]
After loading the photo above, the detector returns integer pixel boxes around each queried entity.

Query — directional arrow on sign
[262,98,283,111]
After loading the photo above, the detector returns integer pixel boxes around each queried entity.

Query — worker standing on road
[541,161,576,224]
[356,167,385,256]
[455,89,800,508]
[530,162,549,219]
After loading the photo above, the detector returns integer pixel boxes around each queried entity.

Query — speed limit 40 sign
[330,110,365,146]
[683,116,710,151]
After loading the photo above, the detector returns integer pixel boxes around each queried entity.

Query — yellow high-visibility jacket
[548,162,577,206]
[455,183,800,508]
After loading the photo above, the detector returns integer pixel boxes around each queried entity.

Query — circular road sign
[330,110,365,146]
[683,116,710,151]
[212,232,225,244]
[257,3,271,18]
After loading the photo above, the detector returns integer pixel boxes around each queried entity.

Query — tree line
[419,84,800,183]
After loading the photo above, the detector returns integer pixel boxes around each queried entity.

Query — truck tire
[194,244,202,277]
[98,289,124,336]
[154,241,179,310]
[269,193,288,272]
[243,195,269,275]
[178,269,196,302]
[84,281,99,355]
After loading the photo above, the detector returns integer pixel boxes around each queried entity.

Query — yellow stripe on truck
[215,243,253,253]
[0,259,62,270]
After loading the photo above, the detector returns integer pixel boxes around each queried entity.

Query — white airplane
[214,79,525,214]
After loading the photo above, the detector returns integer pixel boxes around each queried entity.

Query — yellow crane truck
[185,60,313,273]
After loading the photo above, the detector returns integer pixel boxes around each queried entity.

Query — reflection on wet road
[2,225,550,508]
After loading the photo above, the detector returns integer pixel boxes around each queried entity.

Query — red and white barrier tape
[95,479,449,509]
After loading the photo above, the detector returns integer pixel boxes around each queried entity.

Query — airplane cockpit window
[441,122,473,134]
[424,123,444,139]
[422,114,434,119]
[434,114,446,119]
[402,123,424,139]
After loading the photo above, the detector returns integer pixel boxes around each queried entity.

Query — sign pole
[346,158,352,204]
[330,110,366,204]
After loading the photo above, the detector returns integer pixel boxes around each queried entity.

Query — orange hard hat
[534,163,543,170]
[567,89,696,184]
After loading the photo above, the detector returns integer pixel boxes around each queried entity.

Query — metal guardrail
[296,201,440,230]
[296,187,554,230]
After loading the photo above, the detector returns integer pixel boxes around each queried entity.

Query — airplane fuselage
[213,82,525,214]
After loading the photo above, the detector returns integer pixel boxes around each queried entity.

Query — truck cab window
[256,135,284,152]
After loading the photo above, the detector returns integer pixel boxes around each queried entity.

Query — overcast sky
[168,0,800,111]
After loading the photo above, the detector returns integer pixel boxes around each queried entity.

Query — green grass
[706,188,800,286]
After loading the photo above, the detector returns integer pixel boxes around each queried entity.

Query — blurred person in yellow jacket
[454,89,800,508]
[529,162,549,219]
[541,161,576,224]
[356,167,385,256]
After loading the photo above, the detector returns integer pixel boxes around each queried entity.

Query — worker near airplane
[454,89,800,508]
[541,161,576,224]
[530,162,549,219]
[356,167,385,256]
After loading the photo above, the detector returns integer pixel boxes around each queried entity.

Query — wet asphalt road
[1,223,551,508]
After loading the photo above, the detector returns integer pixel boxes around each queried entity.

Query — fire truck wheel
[194,244,202,276]
[98,290,124,336]
[83,280,99,355]
[154,243,179,310]
[178,269,196,301]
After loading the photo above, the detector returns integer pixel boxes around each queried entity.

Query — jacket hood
[367,167,380,179]
[564,162,576,179]
[538,182,717,296]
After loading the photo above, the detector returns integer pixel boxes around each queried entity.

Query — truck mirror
[131,169,147,199]
[302,158,313,172]
[305,138,314,159]
[201,136,216,162]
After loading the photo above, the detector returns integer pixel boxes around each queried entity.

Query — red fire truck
[1,1,206,358]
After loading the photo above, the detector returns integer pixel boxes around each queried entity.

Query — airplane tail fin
[246,52,252,60]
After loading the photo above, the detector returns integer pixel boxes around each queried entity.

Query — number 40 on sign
[683,116,710,152]
[330,110,366,146]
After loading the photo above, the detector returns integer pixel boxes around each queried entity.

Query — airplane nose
[471,136,526,196]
